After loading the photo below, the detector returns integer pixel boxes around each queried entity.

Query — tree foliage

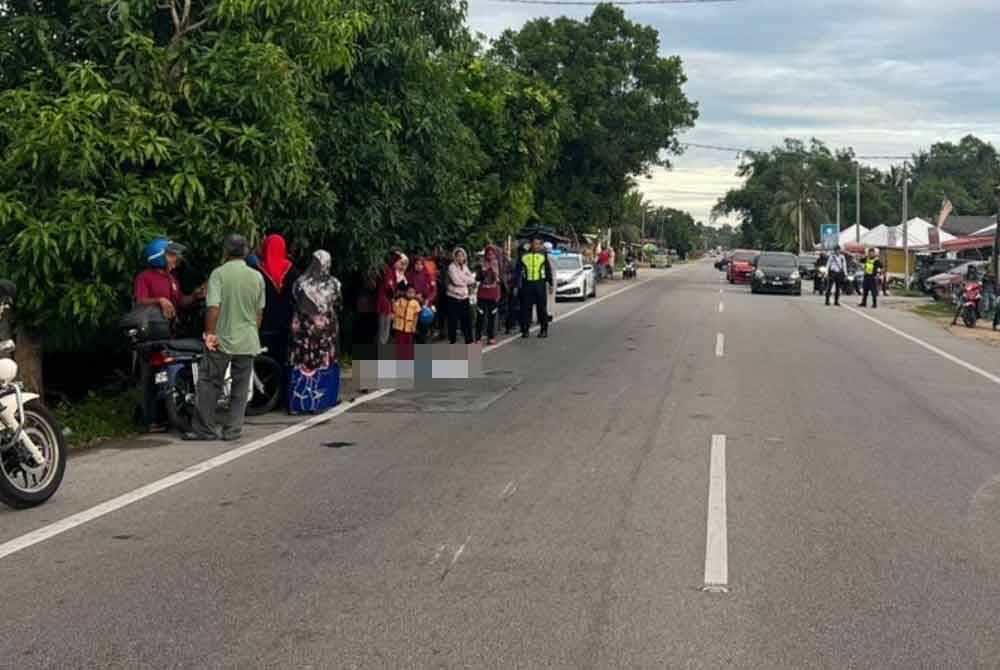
[493,3,698,235]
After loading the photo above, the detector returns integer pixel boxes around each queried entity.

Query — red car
[727,249,759,284]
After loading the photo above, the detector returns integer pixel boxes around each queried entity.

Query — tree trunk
[14,326,43,396]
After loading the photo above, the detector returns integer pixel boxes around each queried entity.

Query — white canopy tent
[859,218,954,248]
[838,224,869,245]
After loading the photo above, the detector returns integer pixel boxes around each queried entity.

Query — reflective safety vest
[521,253,547,282]
[865,258,876,275]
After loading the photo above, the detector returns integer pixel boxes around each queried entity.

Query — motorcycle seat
[138,338,205,354]
[164,338,206,353]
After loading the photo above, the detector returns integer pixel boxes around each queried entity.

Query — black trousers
[446,296,473,344]
[476,298,499,341]
[520,281,548,334]
[860,275,878,307]
[826,270,844,304]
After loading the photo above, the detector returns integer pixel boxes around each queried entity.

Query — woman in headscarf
[376,251,408,345]
[288,251,342,413]
[407,256,437,344]
[256,234,298,367]
[445,247,475,344]
[476,245,502,345]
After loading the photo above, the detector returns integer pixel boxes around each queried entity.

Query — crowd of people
[131,233,567,435]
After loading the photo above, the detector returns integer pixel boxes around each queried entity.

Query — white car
[554,253,596,301]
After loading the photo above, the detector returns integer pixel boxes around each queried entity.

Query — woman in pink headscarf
[476,245,502,345]
[376,251,408,345]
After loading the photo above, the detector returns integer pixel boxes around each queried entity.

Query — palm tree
[771,165,830,253]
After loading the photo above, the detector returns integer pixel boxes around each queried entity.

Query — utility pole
[835,183,841,229]
[641,207,646,240]
[855,162,861,243]
[797,199,804,255]
[902,167,911,290]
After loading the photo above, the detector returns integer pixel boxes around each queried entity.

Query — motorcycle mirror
[0,339,13,355]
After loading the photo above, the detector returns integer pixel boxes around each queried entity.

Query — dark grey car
[751,252,802,295]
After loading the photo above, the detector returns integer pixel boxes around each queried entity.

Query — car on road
[555,253,596,301]
[726,249,759,284]
[650,252,672,268]
[751,251,802,295]
[797,255,819,281]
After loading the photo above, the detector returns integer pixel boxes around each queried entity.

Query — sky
[465,0,1000,227]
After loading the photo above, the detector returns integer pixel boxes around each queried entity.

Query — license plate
[155,371,168,384]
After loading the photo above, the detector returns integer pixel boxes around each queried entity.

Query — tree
[492,3,698,236]
[0,0,369,389]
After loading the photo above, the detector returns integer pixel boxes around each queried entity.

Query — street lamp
[993,185,1000,286]
[902,170,912,290]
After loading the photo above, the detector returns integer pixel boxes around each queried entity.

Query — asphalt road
[4,261,1000,669]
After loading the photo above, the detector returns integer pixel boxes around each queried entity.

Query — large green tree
[0,0,369,388]
[492,3,698,235]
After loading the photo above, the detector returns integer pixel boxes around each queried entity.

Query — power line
[681,142,910,161]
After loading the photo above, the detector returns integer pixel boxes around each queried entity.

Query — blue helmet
[144,238,185,268]
[419,306,435,326]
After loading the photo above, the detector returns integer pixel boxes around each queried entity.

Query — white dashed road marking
[703,435,728,592]
[715,333,725,357]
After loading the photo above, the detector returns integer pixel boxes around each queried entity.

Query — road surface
[3,261,1000,669]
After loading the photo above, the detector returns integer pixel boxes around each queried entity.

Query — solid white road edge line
[715,333,725,357]
[718,302,725,313]
[0,389,395,561]
[0,269,684,560]
[844,306,1000,387]
[703,434,728,592]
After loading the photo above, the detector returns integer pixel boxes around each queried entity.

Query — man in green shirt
[184,234,266,441]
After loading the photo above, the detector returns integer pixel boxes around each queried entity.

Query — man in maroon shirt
[133,240,203,319]
[132,239,204,431]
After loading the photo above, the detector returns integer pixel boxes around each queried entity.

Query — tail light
[147,351,176,368]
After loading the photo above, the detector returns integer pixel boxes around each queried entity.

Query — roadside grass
[912,301,955,319]
[54,388,140,449]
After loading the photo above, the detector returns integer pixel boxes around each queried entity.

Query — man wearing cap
[185,234,265,441]
[133,238,204,431]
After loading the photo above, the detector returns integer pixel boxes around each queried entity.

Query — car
[797,255,819,281]
[726,249,759,284]
[925,261,987,301]
[750,252,802,295]
[651,252,672,268]
[916,257,967,293]
[554,253,596,301]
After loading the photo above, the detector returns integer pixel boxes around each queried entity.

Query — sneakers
[538,331,548,339]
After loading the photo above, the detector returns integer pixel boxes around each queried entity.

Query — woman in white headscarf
[290,250,342,374]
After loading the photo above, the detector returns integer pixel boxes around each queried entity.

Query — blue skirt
[287,363,340,415]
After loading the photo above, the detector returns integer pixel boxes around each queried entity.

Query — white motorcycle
[0,281,67,508]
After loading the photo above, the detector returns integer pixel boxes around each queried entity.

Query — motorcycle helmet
[419,306,435,326]
[144,238,186,268]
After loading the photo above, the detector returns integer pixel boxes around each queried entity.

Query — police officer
[858,247,882,309]
[519,237,554,338]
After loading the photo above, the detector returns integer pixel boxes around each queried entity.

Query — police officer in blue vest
[519,237,554,338]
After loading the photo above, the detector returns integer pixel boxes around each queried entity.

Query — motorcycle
[0,281,67,508]
[123,308,283,433]
[952,279,983,328]
[623,261,637,280]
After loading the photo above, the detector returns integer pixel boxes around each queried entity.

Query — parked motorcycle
[623,261,637,280]
[952,280,983,328]
[123,308,283,433]
[0,280,67,508]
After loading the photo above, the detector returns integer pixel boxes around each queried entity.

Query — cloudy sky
[466,0,1000,226]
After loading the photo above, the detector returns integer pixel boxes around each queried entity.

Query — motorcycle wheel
[963,307,978,328]
[246,355,283,416]
[165,367,196,434]
[0,400,68,508]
